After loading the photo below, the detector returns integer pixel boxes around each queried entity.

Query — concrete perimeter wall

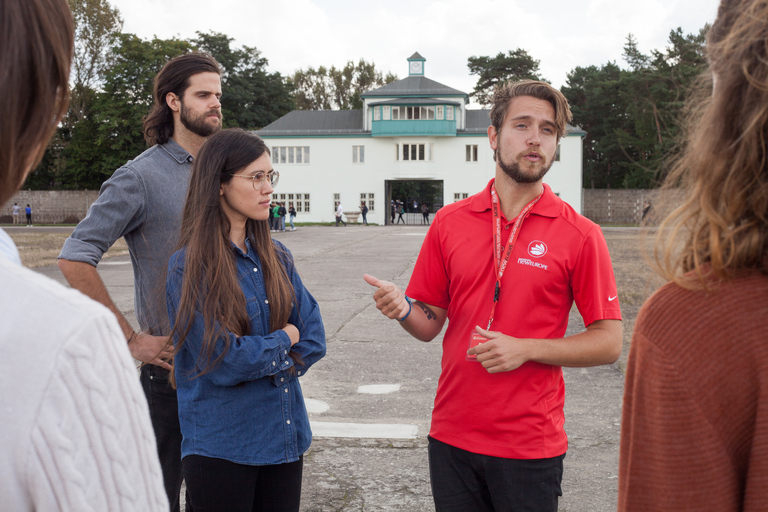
[1,188,685,225]
[1,190,100,224]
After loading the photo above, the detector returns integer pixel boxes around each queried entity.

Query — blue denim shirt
[166,238,326,465]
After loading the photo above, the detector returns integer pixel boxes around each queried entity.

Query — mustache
[206,109,222,119]
[517,149,546,164]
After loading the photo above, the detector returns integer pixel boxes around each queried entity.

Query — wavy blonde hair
[655,0,768,286]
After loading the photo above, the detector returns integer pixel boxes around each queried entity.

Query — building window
[436,106,444,120]
[389,105,437,121]
[333,193,340,213]
[392,107,400,120]
[361,193,375,211]
[396,143,433,161]
[286,193,310,213]
[353,145,365,164]
[446,106,454,121]
[373,107,381,121]
[454,193,469,202]
[272,146,309,165]
[555,145,561,161]
[383,106,391,120]
[465,145,478,162]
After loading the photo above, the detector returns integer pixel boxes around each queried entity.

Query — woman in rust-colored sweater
[619,0,768,510]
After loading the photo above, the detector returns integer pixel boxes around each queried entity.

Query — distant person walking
[11,203,19,225]
[24,204,31,226]
[421,204,430,225]
[335,202,346,227]
[271,202,280,232]
[390,201,395,224]
[360,201,368,225]
[289,203,296,231]
[396,202,404,224]
[641,200,652,226]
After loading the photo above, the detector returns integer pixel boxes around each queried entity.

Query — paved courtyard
[35,225,626,511]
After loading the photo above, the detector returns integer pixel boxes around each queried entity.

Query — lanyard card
[466,331,487,362]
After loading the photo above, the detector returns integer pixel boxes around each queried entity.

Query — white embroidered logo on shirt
[527,240,548,258]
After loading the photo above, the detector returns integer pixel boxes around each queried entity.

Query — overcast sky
[107,0,721,101]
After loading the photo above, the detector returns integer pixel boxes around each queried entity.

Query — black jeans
[428,436,564,512]
[140,365,186,512]
[183,454,303,512]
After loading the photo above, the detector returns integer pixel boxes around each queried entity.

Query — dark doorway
[385,180,444,226]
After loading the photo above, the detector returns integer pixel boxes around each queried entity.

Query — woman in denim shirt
[166,129,326,512]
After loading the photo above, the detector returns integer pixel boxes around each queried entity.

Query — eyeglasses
[229,170,279,190]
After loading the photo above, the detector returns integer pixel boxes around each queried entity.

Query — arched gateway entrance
[385,180,444,226]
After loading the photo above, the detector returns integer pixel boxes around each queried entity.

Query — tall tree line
[468,28,709,189]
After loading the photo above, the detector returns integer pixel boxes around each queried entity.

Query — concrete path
[35,225,623,511]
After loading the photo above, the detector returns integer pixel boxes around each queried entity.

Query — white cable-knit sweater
[0,254,168,511]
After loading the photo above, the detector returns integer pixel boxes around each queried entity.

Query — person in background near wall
[421,203,430,225]
[335,201,346,227]
[271,201,280,232]
[166,129,326,512]
[0,0,167,509]
[619,0,768,510]
[12,203,19,224]
[390,200,396,224]
[396,201,405,224]
[365,80,622,512]
[279,201,286,232]
[25,204,32,226]
[58,51,224,511]
[641,200,652,226]
[289,202,296,231]
[360,201,369,226]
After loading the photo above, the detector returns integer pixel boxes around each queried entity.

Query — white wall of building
[265,131,583,225]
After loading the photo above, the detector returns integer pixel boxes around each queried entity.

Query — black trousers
[183,454,303,512]
[428,436,564,512]
[140,365,186,512]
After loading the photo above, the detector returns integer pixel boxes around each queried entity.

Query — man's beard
[180,101,222,137]
[497,145,553,184]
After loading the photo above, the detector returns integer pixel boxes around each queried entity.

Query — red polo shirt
[406,179,621,459]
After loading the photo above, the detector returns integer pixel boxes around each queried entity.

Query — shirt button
[272,361,276,366]
[298,371,302,375]
[284,361,289,365]
[284,388,288,393]
[505,225,510,230]
[286,420,291,425]
[265,300,269,305]
[253,267,258,272]
[280,377,284,382]
[284,350,288,354]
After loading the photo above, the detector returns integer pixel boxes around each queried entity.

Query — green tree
[292,60,397,110]
[467,49,544,106]
[61,34,194,189]
[194,31,294,129]
[563,27,708,189]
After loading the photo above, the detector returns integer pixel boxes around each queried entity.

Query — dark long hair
[0,0,73,205]
[143,52,221,146]
[655,0,768,285]
[170,129,297,383]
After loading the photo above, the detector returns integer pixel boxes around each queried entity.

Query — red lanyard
[486,183,543,329]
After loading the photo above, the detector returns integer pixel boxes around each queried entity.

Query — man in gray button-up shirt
[58,52,222,512]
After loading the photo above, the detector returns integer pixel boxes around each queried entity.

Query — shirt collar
[159,138,194,164]
[470,178,561,219]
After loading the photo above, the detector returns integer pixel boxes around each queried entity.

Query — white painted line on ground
[305,398,330,414]
[311,421,418,439]
[357,384,401,394]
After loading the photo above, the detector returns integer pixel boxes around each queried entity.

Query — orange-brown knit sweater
[619,272,768,511]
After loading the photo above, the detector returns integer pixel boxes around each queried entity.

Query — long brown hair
[0,0,73,205]
[171,129,296,382]
[143,52,221,147]
[654,0,768,286]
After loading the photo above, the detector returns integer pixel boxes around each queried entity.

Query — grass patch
[9,232,128,268]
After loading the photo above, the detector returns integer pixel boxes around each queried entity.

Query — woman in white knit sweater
[0,0,168,510]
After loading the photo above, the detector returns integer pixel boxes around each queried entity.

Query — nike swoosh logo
[608,296,617,301]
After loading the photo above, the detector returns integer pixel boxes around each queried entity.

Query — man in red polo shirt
[364,80,622,512]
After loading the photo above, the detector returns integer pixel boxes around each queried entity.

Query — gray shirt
[59,139,193,335]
